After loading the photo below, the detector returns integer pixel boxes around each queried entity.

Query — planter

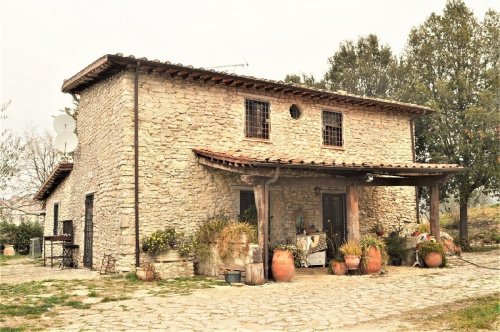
[156,250,181,262]
[424,252,442,268]
[271,249,295,282]
[363,246,382,275]
[344,255,361,270]
[331,261,347,275]
[391,256,402,266]
[136,269,155,281]
[375,231,385,237]
[3,244,15,256]
[224,271,241,283]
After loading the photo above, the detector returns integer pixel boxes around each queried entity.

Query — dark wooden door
[83,194,94,269]
[322,193,347,260]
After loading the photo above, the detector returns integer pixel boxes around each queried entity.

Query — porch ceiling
[193,148,463,183]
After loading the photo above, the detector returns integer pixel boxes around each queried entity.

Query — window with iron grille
[245,99,270,139]
[322,111,343,147]
[53,203,59,235]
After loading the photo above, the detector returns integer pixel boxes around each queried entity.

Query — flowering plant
[141,230,170,256]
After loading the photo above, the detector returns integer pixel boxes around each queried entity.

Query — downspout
[411,111,426,224]
[134,62,140,267]
[264,167,279,282]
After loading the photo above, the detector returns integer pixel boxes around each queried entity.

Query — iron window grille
[245,99,270,139]
[322,111,343,147]
[53,203,59,235]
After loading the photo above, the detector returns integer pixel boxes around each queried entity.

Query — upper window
[245,99,270,140]
[322,111,343,147]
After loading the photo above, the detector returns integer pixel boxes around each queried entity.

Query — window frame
[321,110,344,148]
[53,203,59,235]
[244,98,271,141]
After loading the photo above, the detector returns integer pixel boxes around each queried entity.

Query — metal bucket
[224,271,241,283]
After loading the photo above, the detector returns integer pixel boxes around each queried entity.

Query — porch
[194,148,462,280]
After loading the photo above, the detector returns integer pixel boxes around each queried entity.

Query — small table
[43,235,73,268]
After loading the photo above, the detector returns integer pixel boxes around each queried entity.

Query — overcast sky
[0,0,496,133]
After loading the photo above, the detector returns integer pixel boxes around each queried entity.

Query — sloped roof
[62,54,433,115]
[193,148,462,176]
[33,163,73,201]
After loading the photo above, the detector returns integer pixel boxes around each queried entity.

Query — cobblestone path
[41,250,498,331]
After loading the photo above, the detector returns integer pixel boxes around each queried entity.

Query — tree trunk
[459,198,470,251]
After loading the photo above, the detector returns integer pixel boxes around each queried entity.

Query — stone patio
[1,250,498,331]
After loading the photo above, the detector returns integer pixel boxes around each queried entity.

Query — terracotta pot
[344,255,360,270]
[412,231,420,237]
[364,246,382,275]
[424,252,442,268]
[271,249,295,282]
[3,244,15,256]
[137,269,155,281]
[331,261,347,275]
[375,230,385,237]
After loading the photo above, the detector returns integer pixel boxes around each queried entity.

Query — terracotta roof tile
[193,148,462,174]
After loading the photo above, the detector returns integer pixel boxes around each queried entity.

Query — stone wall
[129,70,417,245]
[43,72,136,271]
[44,67,418,272]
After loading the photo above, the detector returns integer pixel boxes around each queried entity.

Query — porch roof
[33,163,73,201]
[193,148,463,179]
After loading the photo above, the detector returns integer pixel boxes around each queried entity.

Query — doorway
[322,193,347,260]
[83,194,94,269]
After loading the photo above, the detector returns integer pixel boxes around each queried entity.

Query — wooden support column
[429,184,441,241]
[252,182,267,252]
[346,186,360,241]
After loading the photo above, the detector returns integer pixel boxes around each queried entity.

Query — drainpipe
[411,112,426,224]
[264,167,279,282]
[134,62,140,267]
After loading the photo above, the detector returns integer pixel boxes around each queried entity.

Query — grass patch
[65,301,91,309]
[471,245,499,252]
[87,290,98,297]
[413,293,499,331]
[100,295,132,303]
[0,255,29,266]
[0,328,24,332]
[125,272,140,283]
[152,276,227,296]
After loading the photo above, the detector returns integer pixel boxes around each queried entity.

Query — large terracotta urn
[331,261,347,276]
[271,249,295,282]
[364,246,382,275]
[424,252,442,268]
[3,244,15,256]
[344,255,361,270]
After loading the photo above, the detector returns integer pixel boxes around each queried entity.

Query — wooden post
[346,186,360,241]
[245,263,265,285]
[253,182,267,252]
[429,184,440,241]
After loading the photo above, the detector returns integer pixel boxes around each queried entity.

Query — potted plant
[419,241,445,268]
[271,244,296,282]
[372,222,386,237]
[216,221,256,263]
[339,240,362,270]
[360,235,387,275]
[136,262,156,281]
[330,252,347,276]
[386,222,407,266]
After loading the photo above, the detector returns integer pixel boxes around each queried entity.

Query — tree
[402,0,499,248]
[0,101,22,192]
[0,129,59,216]
[324,34,398,98]
[284,73,326,89]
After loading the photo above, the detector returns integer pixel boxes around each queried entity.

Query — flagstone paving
[2,250,499,331]
[47,250,499,331]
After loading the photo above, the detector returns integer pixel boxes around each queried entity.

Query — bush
[0,221,43,254]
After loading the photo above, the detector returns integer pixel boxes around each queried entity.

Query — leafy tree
[284,73,326,89]
[402,0,499,248]
[0,101,22,192]
[324,34,398,97]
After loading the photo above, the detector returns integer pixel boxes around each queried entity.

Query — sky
[0,0,497,134]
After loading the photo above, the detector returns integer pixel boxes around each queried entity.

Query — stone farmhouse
[35,54,461,273]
